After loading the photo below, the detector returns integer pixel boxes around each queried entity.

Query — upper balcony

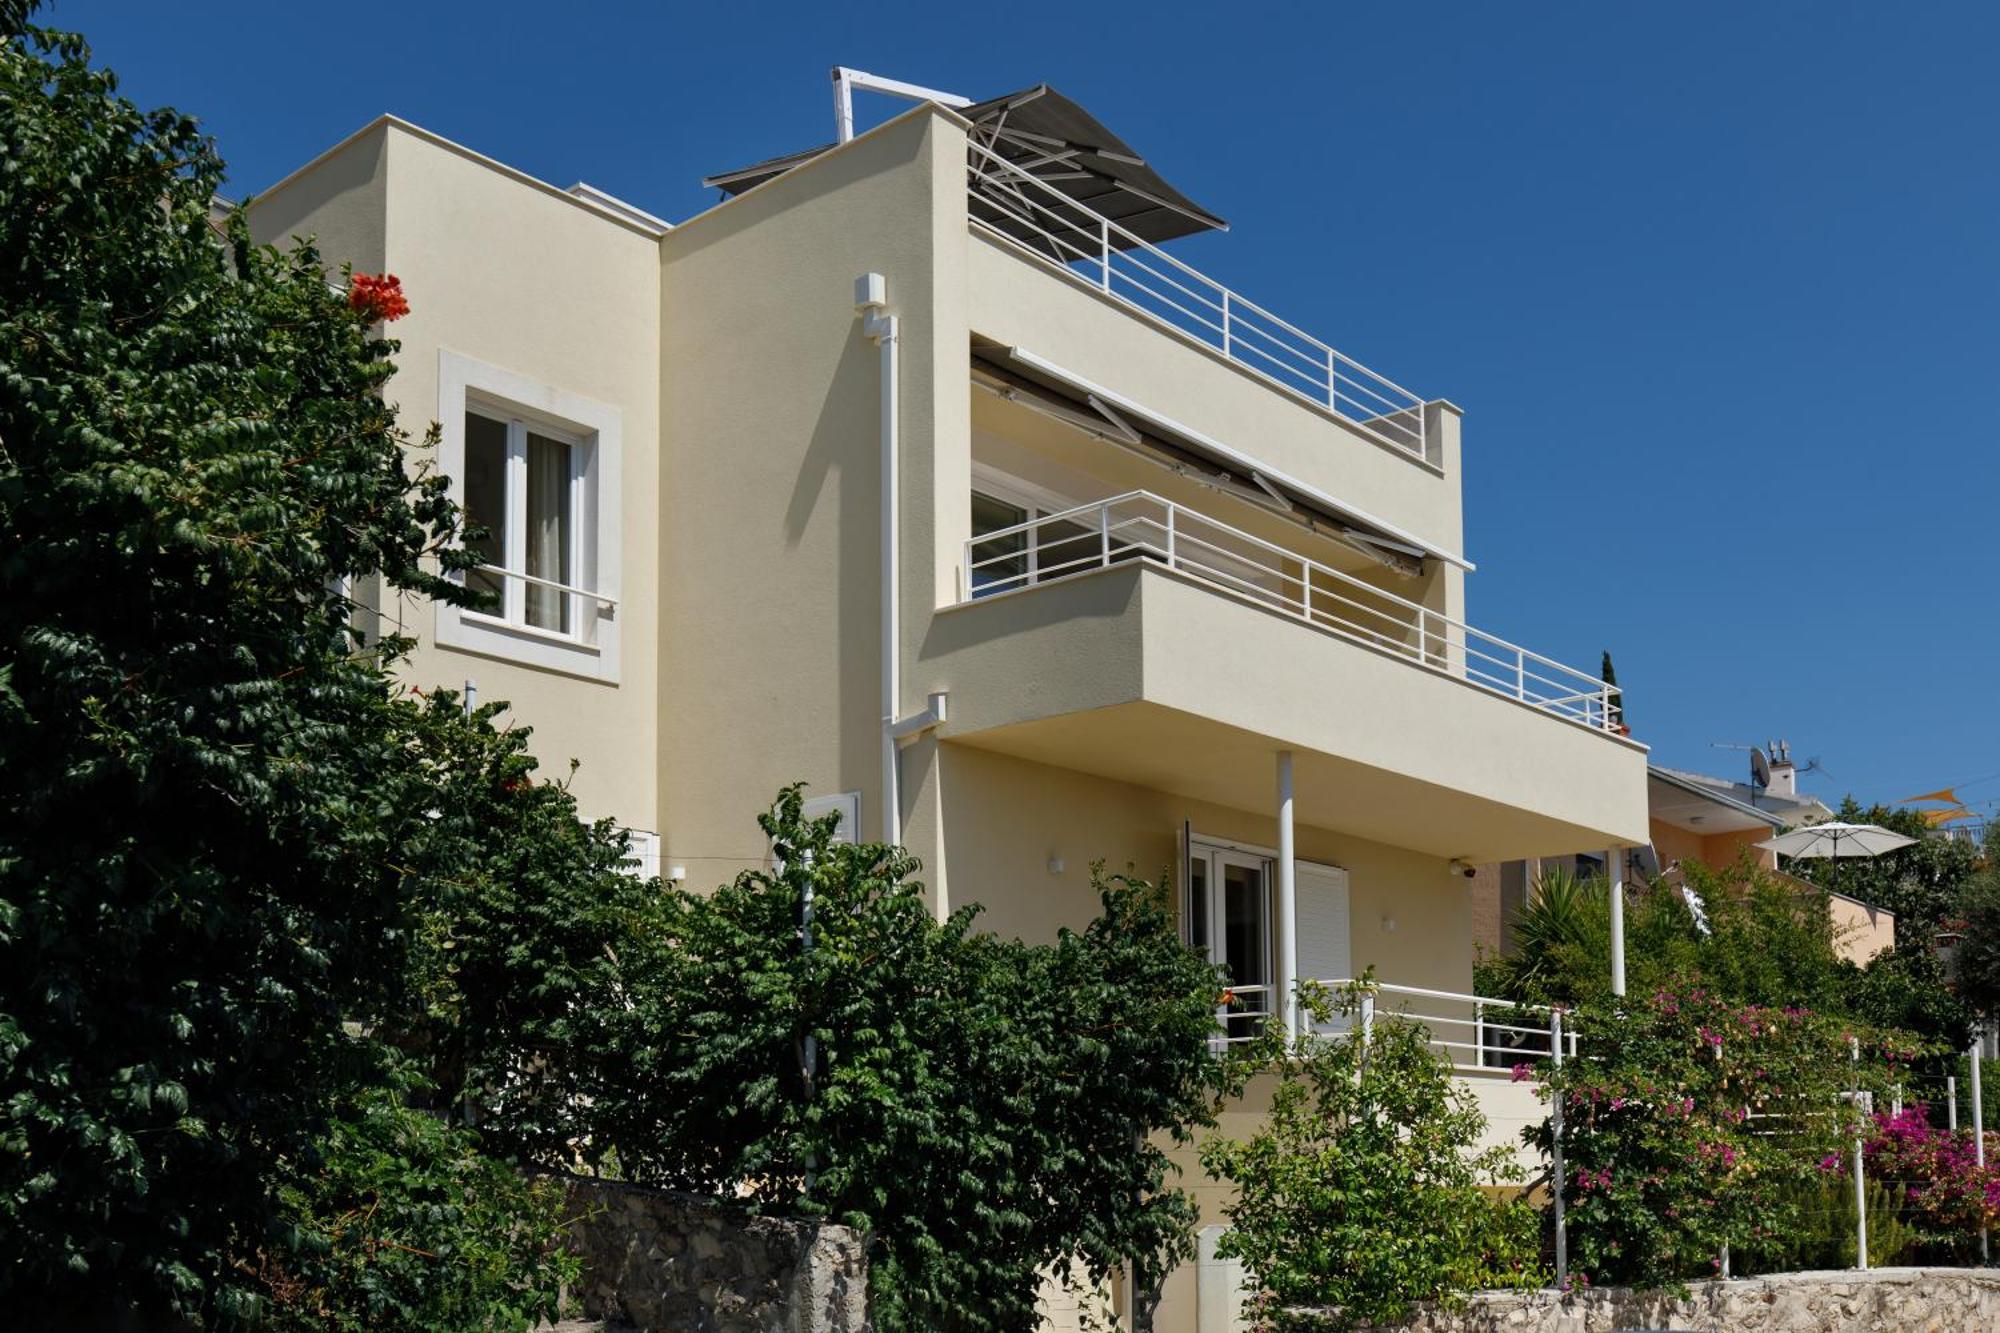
[965,142,1437,468]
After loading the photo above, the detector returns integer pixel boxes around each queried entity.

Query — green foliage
[1201,983,1543,1330]
[375,688,661,1160]
[1484,858,1851,1013]
[256,1084,578,1332]
[571,788,1236,1333]
[0,8,469,1319]
[1529,986,1917,1290]
[1739,1174,1921,1273]
[1953,838,2000,1019]
[0,8,609,1323]
[1806,800,1983,932]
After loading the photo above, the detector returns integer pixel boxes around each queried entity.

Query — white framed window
[1183,830,1350,1039]
[967,464,1102,597]
[801,791,860,845]
[620,829,662,879]
[436,350,621,681]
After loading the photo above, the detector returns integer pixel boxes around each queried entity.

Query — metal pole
[1853,1098,1868,1272]
[1607,850,1626,997]
[801,848,818,1196]
[1849,1038,1866,1271]
[1551,1007,1567,1292]
[1975,1027,1988,1263]
[1276,751,1298,1040]
[1950,1075,1959,1132]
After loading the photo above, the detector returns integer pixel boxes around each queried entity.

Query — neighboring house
[249,75,1649,1332]
[1474,746,1894,966]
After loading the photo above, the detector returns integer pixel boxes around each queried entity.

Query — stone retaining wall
[559,1175,869,1332]
[1337,1267,2000,1332]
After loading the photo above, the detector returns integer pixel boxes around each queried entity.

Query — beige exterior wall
[1650,817,1775,873]
[1829,891,1895,964]
[654,107,964,879]
[250,119,662,833]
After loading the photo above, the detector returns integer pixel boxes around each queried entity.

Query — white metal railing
[961,491,1619,731]
[966,140,1432,463]
[466,563,617,640]
[1218,979,1574,1075]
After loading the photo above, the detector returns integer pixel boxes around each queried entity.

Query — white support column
[1606,848,1626,998]
[1276,751,1298,1040]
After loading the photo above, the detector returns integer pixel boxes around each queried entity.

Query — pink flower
[1510,1063,1533,1083]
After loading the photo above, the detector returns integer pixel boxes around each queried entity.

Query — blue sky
[66,1,2000,814]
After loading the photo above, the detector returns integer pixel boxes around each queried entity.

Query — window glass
[1188,856,1209,952]
[970,491,1028,595]
[1222,858,1271,1038]
[464,411,509,606]
[524,431,572,632]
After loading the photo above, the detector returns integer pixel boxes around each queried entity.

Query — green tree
[578,789,1236,1333]
[0,6,591,1322]
[1201,983,1542,1330]
[1796,799,1982,931]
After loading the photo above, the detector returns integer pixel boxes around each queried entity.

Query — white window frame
[802,791,861,845]
[969,463,1098,593]
[437,350,621,681]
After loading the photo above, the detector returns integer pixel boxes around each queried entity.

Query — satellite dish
[1750,747,1772,790]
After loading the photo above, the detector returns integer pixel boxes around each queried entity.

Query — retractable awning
[973,342,1473,573]
[703,83,1226,249]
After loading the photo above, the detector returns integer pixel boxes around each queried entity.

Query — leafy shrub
[1829,1106,2000,1260]
[1530,985,1915,1289]
[256,1085,578,1332]
[1740,1173,1922,1272]
[1201,982,1543,1331]
[570,788,1237,1333]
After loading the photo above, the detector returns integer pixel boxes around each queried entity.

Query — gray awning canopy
[972,341,1470,574]
[702,84,1227,249]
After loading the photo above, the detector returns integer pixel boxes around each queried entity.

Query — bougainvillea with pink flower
[1527,984,1924,1290]
[1819,1105,2000,1257]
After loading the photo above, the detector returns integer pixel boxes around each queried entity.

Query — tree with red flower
[347,271,409,323]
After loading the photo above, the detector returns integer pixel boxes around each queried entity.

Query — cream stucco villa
[248,70,1650,1331]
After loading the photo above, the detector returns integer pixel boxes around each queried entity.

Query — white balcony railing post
[1552,1007,1567,1292]
[1099,217,1111,292]
[1164,502,1177,570]
[1099,503,1112,569]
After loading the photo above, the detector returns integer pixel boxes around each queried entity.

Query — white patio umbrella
[1756,820,1916,861]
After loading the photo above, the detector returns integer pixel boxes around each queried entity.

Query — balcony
[967,142,1434,467]
[924,494,1647,863]
[963,491,1616,733]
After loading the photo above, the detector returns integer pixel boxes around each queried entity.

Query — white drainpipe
[857,273,902,846]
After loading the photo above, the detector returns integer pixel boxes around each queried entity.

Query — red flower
[348,271,410,323]
[1218,989,1236,1006]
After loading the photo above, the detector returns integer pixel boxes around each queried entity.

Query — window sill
[438,605,617,682]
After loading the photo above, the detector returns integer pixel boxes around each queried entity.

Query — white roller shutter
[1294,859,1351,1034]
